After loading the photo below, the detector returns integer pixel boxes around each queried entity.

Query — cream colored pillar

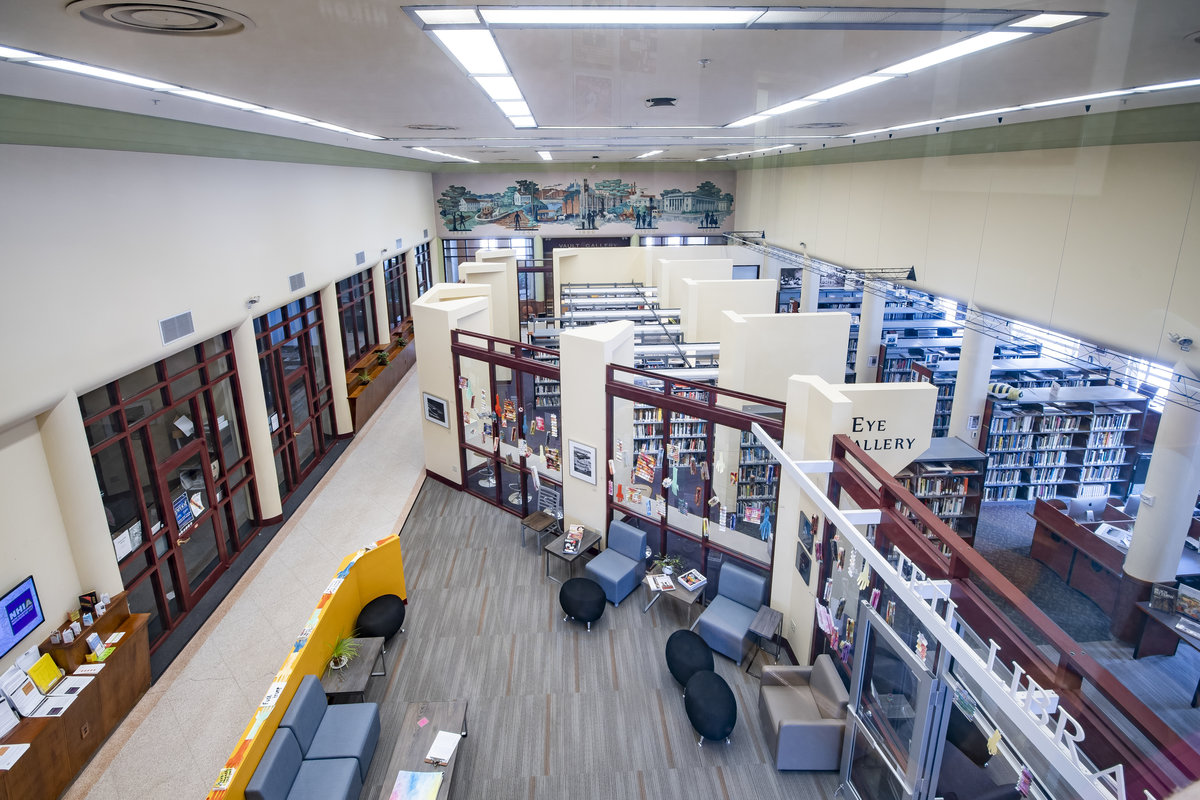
[371,258,390,343]
[229,317,283,520]
[1124,363,1200,583]
[800,247,820,313]
[320,283,354,435]
[947,307,1000,443]
[469,250,520,341]
[854,287,886,383]
[559,321,636,543]
[37,393,124,596]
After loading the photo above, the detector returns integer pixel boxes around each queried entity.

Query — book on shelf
[650,574,675,592]
[677,569,707,592]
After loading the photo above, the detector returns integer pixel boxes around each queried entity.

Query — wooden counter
[0,598,151,800]
[1030,499,1131,617]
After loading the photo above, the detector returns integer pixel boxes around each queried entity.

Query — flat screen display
[0,576,44,660]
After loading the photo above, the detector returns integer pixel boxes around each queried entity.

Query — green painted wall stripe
[2,93,1197,173]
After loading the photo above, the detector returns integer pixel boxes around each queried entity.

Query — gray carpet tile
[355,478,833,800]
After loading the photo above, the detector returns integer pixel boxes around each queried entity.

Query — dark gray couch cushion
[246,728,303,800]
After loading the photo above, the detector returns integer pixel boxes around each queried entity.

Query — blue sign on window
[173,492,194,532]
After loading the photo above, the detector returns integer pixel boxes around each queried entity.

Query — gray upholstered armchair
[695,560,767,664]
[757,654,849,770]
[584,520,647,606]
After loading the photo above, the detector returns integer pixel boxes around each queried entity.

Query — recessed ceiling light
[413,146,479,163]
[413,8,480,25]
[726,113,769,128]
[1021,89,1133,109]
[496,100,531,116]
[1137,78,1200,92]
[538,150,552,160]
[877,31,1029,75]
[943,106,1021,122]
[635,150,663,159]
[169,88,261,110]
[34,58,179,90]
[805,75,892,101]
[763,99,816,116]
[0,46,40,59]
[509,115,537,128]
[253,107,317,124]
[474,76,522,101]
[480,7,763,26]
[1011,13,1087,29]
[433,29,507,75]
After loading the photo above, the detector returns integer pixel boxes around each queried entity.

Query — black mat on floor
[148,436,351,682]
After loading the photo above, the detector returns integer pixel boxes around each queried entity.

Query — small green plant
[375,350,390,366]
[329,632,360,670]
[652,554,685,574]
[358,368,372,385]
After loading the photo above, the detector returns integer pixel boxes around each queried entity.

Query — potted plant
[375,350,390,367]
[358,367,372,385]
[651,553,685,575]
[329,632,360,670]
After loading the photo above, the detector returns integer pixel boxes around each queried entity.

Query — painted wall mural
[432,171,734,237]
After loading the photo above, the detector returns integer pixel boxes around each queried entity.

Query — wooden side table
[744,605,783,674]
[543,528,601,584]
[642,570,705,629]
[320,637,386,703]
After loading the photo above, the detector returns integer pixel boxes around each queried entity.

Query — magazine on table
[563,525,584,554]
[650,574,675,592]
[677,569,706,591]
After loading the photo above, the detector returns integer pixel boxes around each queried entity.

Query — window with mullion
[336,269,378,365]
[414,242,433,297]
[382,254,410,334]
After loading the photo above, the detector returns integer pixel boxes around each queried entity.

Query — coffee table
[320,636,385,703]
[642,569,705,629]
[377,699,468,800]
[544,527,601,584]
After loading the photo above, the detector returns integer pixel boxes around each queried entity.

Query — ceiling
[0,1,1198,166]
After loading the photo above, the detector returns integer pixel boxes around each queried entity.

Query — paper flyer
[0,743,30,771]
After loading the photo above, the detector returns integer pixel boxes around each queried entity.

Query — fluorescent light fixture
[480,7,762,26]
[538,150,552,160]
[763,99,816,116]
[474,76,523,101]
[877,31,1029,76]
[168,88,262,110]
[253,107,318,124]
[1011,13,1086,28]
[509,115,537,128]
[540,125,720,130]
[943,106,1020,121]
[1021,89,1133,109]
[1136,78,1200,93]
[413,8,480,25]
[413,146,479,163]
[433,29,508,75]
[0,46,40,59]
[35,59,179,91]
[712,144,794,159]
[496,100,531,116]
[726,113,769,128]
[635,150,664,159]
[805,74,892,101]
[307,121,385,140]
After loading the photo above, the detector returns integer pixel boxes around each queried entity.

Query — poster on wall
[433,171,735,237]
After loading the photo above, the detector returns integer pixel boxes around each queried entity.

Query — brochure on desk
[389,769,443,800]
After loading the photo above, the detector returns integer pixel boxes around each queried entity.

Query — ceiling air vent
[355,251,366,266]
[289,272,306,292]
[395,238,403,249]
[423,229,429,239]
[159,311,195,345]
[68,0,254,36]
[406,124,458,131]
[645,97,677,108]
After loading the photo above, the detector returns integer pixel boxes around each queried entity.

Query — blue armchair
[696,561,767,664]
[584,520,647,606]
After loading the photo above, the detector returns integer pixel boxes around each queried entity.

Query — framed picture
[795,545,811,584]
[423,393,450,428]
[1150,583,1178,613]
[567,440,597,484]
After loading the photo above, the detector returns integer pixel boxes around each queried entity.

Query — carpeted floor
[356,480,840,800]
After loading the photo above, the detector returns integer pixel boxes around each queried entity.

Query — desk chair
[520,484,562,548]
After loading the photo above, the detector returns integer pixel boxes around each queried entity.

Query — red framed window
[336,269,377,365]
[382,254,411,335]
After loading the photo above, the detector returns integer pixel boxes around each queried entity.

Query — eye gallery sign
[837,383,937,474]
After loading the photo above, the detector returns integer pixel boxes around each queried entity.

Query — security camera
[246,296,261,309]
[1169,332,1193,352]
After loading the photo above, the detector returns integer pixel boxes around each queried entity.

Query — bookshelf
[897,437,988,545]
[738,430,779,523]
[980,386,1148,502]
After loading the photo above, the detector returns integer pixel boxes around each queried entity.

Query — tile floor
[65,369,428,800]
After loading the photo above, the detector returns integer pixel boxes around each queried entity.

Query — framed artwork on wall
[423,393,450,428]
[568,440,597,484]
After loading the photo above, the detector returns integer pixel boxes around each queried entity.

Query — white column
[371,258,390,343]
[321,283,354,435]
[1124,363,1200,583]
[229,318,283,520]
[948,307,999,443]
[800,247,820,313]
[854,286,886,383]
[37,393,124,596]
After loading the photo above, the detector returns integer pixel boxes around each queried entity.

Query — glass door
[158,435,227,605]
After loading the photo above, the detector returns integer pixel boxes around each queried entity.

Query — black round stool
[559,578,605,631]
[355,594,406,652]
[684,670,737,745]
[665,629,714,690]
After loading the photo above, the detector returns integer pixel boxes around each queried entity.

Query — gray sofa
[246,674,380,800]
[695,560,767,664]
[758,654,849,770]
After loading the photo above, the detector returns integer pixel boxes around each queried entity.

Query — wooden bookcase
[0,592,150,800]
[897,437,988,546]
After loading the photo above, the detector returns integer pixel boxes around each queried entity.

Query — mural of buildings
[432,171,735,236]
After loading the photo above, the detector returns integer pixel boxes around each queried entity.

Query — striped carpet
[356,480,841,800]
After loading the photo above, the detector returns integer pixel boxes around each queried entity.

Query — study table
[376,699,468,800]
[1131,601,1200,707]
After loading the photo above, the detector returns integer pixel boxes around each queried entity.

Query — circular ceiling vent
[789,121,848,129]
[406,123,458,131]
[68,0,253,35]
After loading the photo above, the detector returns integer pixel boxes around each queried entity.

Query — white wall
[717,311,852,400]
[0,145,436,429]
[735,141,1200,370]
[658,258,732,307]
[680,279,777,342]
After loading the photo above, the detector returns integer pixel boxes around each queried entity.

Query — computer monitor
[1067,495,1109,523]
